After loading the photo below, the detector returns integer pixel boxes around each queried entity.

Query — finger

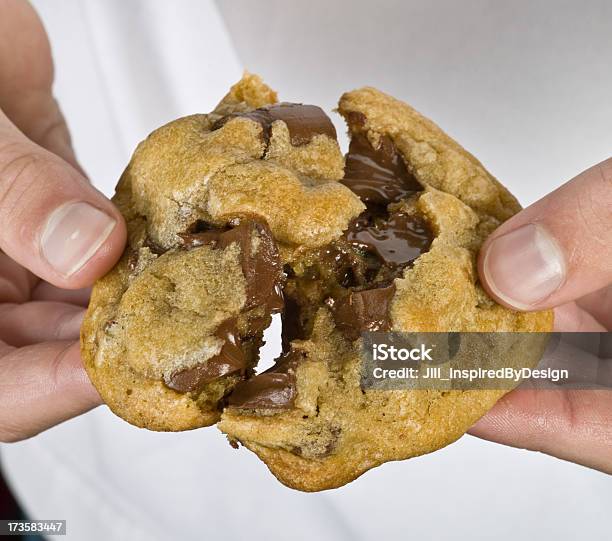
[31,281,91,307]
[0,0,80,170]
[478,158,612,311]
[0,302,84,346]
[0,251,37,303]
[575,284,612,330]
[0,1,126,288]
[0,340,101,442]
[468,389,612,473]
[553,302,607,332]
[0,122,127,289]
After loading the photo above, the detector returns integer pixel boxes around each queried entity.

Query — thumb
[0,112,126,289]
[478,158,612,311]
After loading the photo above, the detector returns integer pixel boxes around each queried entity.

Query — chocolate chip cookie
[81,73,552,490]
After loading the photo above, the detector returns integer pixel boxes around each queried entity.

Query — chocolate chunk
[345,209,433,268]
[268,103,337,146]
[226,350,304,410]
[212,102,337,148]
[341,133,422,205]
[339,126,432,269]
[227,373,294,410]
[180,220,284,311]
[292,425,341,458]
[345,111,367,130]
[330,284,396,341]
[167,220,284,393]
[211,220,283,311]
[274,119,434,345]
[165,318,245,393]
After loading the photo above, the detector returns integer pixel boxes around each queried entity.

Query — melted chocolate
[345,208,432,268]
[340,130,432,270]
[341,133,421,205]
[165,318,244,393]
[212,102,336,148]
[226,350,304,410]
[324,119,433,339]
[330,284,396,342]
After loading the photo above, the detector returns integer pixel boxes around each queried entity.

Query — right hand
[0,0,126,442]
[470,156,612,473]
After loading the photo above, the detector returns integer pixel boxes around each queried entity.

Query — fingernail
[41,202,116,277]
[483,223,566,309]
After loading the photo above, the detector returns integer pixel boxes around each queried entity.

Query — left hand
[0,0,126,442]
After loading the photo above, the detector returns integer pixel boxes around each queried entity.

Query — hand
[0,1,126,442]
[470,157,612,473]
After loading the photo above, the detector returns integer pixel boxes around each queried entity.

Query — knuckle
[576,180,612,239]
[0,140,63,234]
[570,161,612,264]
[0,140,39,182]
[0,140,44,215]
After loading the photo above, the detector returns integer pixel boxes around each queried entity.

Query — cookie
[81,73,552,489]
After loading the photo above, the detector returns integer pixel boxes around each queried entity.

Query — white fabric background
[1,1,610,539]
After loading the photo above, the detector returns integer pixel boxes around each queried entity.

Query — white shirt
[2,1,611,539]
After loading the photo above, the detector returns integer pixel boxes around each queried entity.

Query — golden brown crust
[81,73,363,431]
[218,85,552,491]
[338,87,521,222]
[82,74,553,489]
[241,388,506,492]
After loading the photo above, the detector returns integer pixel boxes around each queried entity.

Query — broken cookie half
[81,73,552,490]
